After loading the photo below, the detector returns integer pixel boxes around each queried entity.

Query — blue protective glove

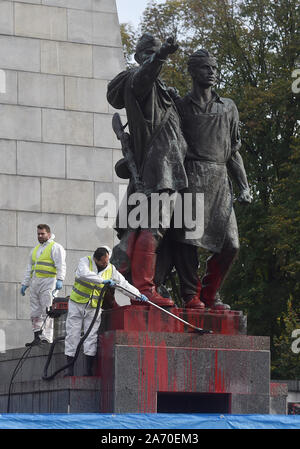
[55,280,63,290]
[20,285,28,296]
[102,279,116,287]
[139,294,149,302]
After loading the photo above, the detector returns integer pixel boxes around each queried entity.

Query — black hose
[42,335,65,380]
[42,284,109,381]
[7,346,33,412]
[6,314,51,412]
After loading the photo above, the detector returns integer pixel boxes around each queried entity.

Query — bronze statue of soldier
[107,33,188,308]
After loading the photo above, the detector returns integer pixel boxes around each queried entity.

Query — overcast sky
[115,0,166,27]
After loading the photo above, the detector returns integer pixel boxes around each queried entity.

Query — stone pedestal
[270,382,288,414]
[97,306,271,414]
[100,305,247,335]
[0,305,277,414]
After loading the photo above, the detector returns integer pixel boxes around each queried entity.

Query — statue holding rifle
[107,33,188,308]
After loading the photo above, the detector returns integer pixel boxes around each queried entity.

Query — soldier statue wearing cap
[168,49,252,310]
[107,33,188,308]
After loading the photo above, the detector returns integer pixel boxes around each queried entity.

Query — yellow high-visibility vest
[70,256,113,308]
[31,241,57,278]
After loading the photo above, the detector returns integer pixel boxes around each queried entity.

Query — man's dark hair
[37,224,51,233]
[93,247,109,260]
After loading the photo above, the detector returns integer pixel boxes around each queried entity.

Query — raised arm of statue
[132,36,178,100]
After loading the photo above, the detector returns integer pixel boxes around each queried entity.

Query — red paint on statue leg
[201,254,223,306]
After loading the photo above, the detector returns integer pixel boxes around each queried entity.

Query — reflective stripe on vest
[31,241,57,278]
[70,256,113,308]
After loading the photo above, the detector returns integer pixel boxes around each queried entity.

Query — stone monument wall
[0,0,126,349]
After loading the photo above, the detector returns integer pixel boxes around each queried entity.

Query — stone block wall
[0,0,126,349]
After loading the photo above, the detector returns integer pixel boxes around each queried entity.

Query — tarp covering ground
[0,413,300,429]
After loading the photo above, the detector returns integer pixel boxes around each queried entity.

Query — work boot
[25,330,42,347]
[84,355,95,376]
[64,356,75,376]
[131,230,175,308]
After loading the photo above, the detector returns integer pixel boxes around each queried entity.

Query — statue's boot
[131,230,174,307]
[185,296,205,309]
[171,243,204,309]
[200,253,231,310]
[184,281,205,309]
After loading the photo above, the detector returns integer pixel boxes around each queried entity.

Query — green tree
[272,297,300,379]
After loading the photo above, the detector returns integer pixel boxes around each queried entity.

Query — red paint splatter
[137,335,170,412]
[102,306,244,335]
[208,350,227,393]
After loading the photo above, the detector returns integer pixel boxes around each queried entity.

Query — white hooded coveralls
[22,234,66,343]
[65,253,141,357]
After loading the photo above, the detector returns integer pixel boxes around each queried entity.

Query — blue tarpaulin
[0,413,300,429]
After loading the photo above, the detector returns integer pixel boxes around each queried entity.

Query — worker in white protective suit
[20,224,66,346]
[64,246,148,376]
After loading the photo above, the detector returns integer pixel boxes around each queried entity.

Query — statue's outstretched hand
[158,36,179,59]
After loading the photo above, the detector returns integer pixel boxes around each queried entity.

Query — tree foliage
[119,23,137,68]
[120,0,300,378]
[272,297,300,379]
